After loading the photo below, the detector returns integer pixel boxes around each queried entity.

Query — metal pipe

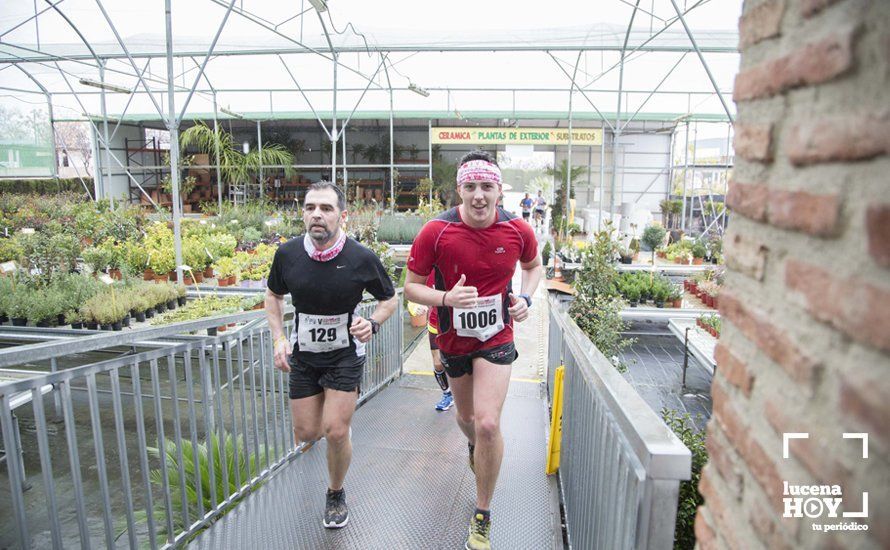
[213,92,223,209]
[598,128,605,231]
[165,0,184,282]
[99,63,113,207]
[427,119,434,202]
[93,0,166,119]
[177,0,237,122]
[681,119,690,231]
[566,51,582,224]
[257,120,263,197]
[668,0,734,123]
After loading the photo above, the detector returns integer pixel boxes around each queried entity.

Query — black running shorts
[288,357,364,399]
[439,342,518,378]
[428,331,439,351]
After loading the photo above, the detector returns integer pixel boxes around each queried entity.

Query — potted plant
[653,285,668,308]
[176,284,187,307]
[130,294,149,323]
[64,308,83,329]
[669,286,683,309]
[214,257,238,287]
[626,284,641,307]
[82,245,112,275]
[691,242,707,265]
[618,247,633,264]
[642,224,667,265]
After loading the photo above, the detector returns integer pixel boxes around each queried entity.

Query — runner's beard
[309,224,336,245]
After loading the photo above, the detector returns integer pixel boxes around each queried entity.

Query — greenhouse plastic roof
[0,0,741,122]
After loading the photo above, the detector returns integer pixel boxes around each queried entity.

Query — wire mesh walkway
[190,374,561,550]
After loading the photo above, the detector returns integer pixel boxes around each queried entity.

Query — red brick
[705,423,744,496]
[734,122,774,162]
[739,433,785,510]
[715,342,756,396]
[800,0,842,17]
[719,291,823,387]
[726,180,768,221]
[698,468,744,550]
[786,113,890,165]
[694,507,719,550]
[749,490,801,547]
[739,0,785,48]
[763,399,852,487]
[840,374,890,444]
[734,27,856,101]
[866,204,890,268]
[785,259,890,352]
[767,189,842,237]
[711,381,748,446]
[725,232,769,281]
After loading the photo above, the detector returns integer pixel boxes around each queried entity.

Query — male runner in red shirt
[405,150,543,550]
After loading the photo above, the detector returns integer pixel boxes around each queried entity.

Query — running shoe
[468,442,475,474]
[435,391,454,411]
[465,512,491,550]
[323,488,349,528]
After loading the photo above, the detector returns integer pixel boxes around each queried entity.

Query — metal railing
[0,295,403,549]
[547,294,691,550]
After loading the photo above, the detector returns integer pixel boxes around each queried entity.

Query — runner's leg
[448,372,475,444]
[291,393,324,446]
[470,357,511,510]
[321,387,359,490]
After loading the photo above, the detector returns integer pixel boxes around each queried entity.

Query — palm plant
[179,122,294,194]
[131,433,267,545]
[350,143,366,164]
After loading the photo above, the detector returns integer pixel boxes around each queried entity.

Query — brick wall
[697,0,890,548]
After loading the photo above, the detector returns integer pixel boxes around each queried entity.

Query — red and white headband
[457,159,502,186]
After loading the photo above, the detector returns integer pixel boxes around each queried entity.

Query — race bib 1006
[297,312,350,353]
[452,294,505,342]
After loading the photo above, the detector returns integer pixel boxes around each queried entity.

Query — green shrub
[82,245,113,273]
[0,178,92,195]
[377,215,424,244]
[569,222,634,370]
[0,237,23,263]
[662,409,707,550]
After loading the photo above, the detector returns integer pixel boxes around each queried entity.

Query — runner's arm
[265,288,288,342]
[518,253,544,299]
[369,294,399,325]
[404,269,446,307]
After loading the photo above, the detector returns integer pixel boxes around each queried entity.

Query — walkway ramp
[191,375,560,550]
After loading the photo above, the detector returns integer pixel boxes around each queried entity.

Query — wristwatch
[518,294,532,308]
[370,319,381,334]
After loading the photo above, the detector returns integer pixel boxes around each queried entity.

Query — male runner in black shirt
[265,181,397,529]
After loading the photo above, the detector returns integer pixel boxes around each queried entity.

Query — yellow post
[546,365,565,475]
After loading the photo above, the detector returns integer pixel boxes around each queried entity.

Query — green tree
[547,160,588,233]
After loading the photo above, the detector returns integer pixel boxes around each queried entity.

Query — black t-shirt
[266,236,395,368]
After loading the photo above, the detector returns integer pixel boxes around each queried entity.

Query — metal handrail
[0,290,402,370]
[0,296,403,549]
[547,293,691,549]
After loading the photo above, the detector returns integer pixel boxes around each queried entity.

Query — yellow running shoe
[465,512,491,550]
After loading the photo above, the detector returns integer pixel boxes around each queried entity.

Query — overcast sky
[0,1,742,129]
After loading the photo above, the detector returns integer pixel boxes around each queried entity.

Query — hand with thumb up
[444,274,478,308]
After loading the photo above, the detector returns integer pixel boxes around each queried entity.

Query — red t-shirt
[426,272,439,331]
[408,206,537,356]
